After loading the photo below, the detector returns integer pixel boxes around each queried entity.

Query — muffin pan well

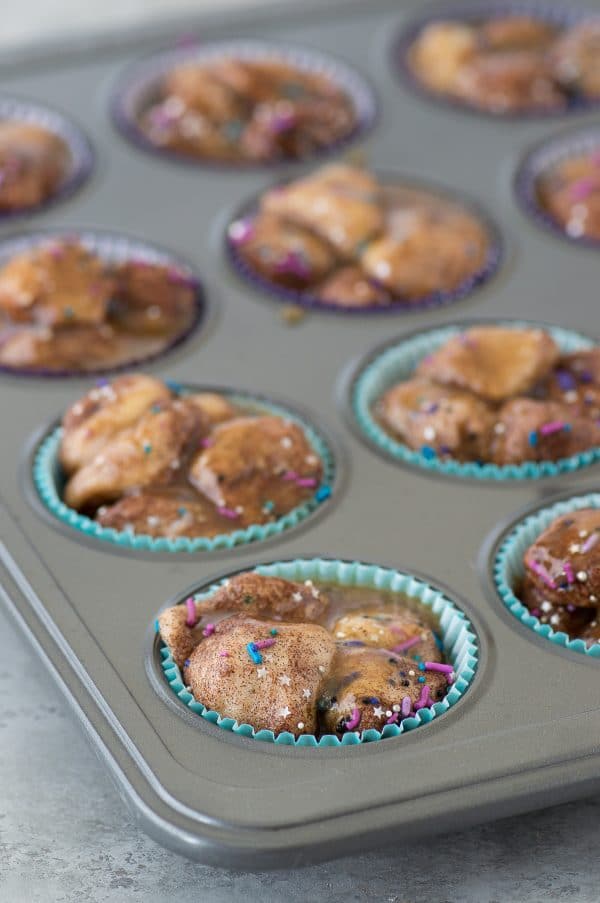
[1,0,600,870]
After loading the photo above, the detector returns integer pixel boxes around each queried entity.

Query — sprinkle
[296,476,318,488]
[254,638,276,650]
[418,676,426,683]
[270,628,278,636]
[219,650,229,657]
[256,666,267,678]
[414,686,431,710]
[528,430,538,447]
[165,379,183,394]
[315,485,332,502]
[185,598,197,627]
[392,635,421,654]
[373,706,385,718]
[577,570,588,582]
[423,661,454,675]
[401,696,412,717]
[279,674,291,686]
[200,437,214,448]
[423,426,436,441]
[217,506,239,519]
[297,722,305,730]
[302,688,311,699]
[228,218,254,245]
[420,445,437,460]
[556,370,577,391]
[202,623,215,638]
[345,707,361,730]
[278,706,291,718]
[177,506,188,517]
[582,533,599,554]
[539,420,567,436]
[293,592,303,602]
[262,500,275,513]
[282,470,298,481]
[247,643,262,665]
[567,604,576,613]
[386,712,399,725]
[564,561,575,584]
[184,659,190,667]
[143,442,152,454]
[569,176,598,202]
[528,559,557,590]
[274,250,311,278]
[150,403,163,414]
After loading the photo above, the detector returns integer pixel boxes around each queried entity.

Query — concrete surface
[1,608,599,902]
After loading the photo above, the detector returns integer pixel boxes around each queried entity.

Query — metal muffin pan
[0,0,599,869]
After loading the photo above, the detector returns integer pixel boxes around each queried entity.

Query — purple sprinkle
[296,477,318,488]
[228,219,254,245]
[273,250,311,278]
[569,176,598,202]
[582,533,599,554]
[555,369,577,392]
[217,506,239,520]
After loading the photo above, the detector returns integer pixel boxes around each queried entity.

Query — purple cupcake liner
[0,228,206,379]
[111,38,377,170]
[0,96,94,219]
[225,174,503,316]
[515,125,600,250]
[393,0,600,120]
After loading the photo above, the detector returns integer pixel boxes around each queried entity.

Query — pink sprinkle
[296,477,318,488]
[401,696,412,717]
[563,561,575,584]
[528,558,558,590]
[219,650,229,657]
[539,420,566,436]
[582,533,599,554]
[345,707,361,730]
[569,176,598,202]
[254,638,276,650]
[424,661,454,675]
[228,218,254,245]
[200,437,214,448]
[414,685,431,711]
[282,470,298,481]
[202,623,215,638]
[567,604,576,613]
[386,712,399,725]
[185,597,197,627]
[217,506,239,520]
[392,635,421,654]
[390,625,408,637]
[531,607,541,617]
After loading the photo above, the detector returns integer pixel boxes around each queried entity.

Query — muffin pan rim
[23,384,346,559]
[148,556,481,750]
[0,94,95,221]
[225,169,504,315]
[110,36,378,171]
[0,225,210,379]
[392,0,600,121]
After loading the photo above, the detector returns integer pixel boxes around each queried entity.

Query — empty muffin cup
[0,97,93,218]
[112,39,376,168]
[493,493,600,657]
[349,321,600,480]
[516,126,600,249]
[32,388,337,553]
[0,230,206,377]
[394,2,600,119]
[156,557,479,747]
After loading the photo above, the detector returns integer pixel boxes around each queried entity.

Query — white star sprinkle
[278,706,291,718]
[256,667,267,679]
[302,688,311,699]
[292,592,303,602]
[373,706,385,718]
[279,674,291,686]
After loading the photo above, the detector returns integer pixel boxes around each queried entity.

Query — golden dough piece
[319,647,448,735]
[377,377,494,461]
[95,490,225,540]
[108,260,197,336]
[522,508,600,609]
[417,327,560,402]
[360,210,489,300]
[537,155,600,242]
[193,572,329,622]
[479,15,559,50]
[162,63,246,119]
[64,399,202,511]
[0,121,70,212]
[234,211,337,289]
[60,373,172,474]
[261,164,384,259]
[408,22,479,93]
[188,415,322,526]
[316,265,391,308]
[183,615,336,736]
[550,21,600,99]
[454,50,565,113]
[489,398,600,466]
[182,392,240,428]
[0,241,114,327]
[0,323,117,372]
[331,609,441,663]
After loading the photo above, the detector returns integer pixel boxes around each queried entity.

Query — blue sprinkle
[315,485,332,502]
[154,619,159,633]
[246,642,263,665]
[420,445,437,460]
[143,442,152,455]
[151,403,163,413]
[433,632,444,651]
[563,423,572,432]
[418,676,426,684]
[165,379,183,395]
[177,506,188,516]
[418,662,426,670]
[262,500,275,513]
[528,431,538,447]
[184,659,190,667]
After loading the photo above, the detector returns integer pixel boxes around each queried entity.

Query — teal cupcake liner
[494,494,600,659]
[351,321,599,481]
[32,391,336,553]
[158,558,479,747]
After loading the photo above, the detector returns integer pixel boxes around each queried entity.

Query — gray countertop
[2,605,599,902]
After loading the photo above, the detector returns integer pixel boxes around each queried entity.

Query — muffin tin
[0,0,599,870]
